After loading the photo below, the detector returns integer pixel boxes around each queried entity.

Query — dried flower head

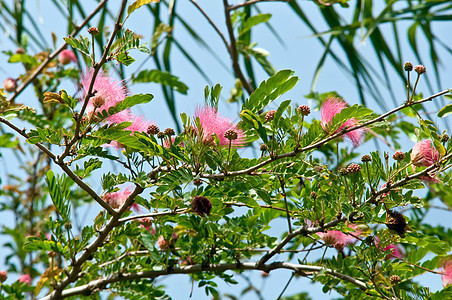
[164,128,175,136]
[385,211,407,236]
[347,163,361,173]
[19,274,32,286]
[265,110,276,122]
[58,49,77,65]
[0,270,7,282]
[224,129,238,141]
[297,105,311,116]
[88,26,99,35]
[361,155,371,163]
[3,78,17,93]
[191,196,212,216]
[404,62,413,71]
[410,140,439,167]
[320,97,364,147]
[414,65,426,75]
[195,106,244,147]
[390,275,401,285]
[147,124,160,135]
[393,151,406,161]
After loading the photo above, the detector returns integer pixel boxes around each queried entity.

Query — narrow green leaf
[133,70,188,94]
[438,104,452,118]
[128,0,160,15]
[239,14,272,36]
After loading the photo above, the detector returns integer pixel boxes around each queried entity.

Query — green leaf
[239,14,272,36]
[244,70,298,113]
[96,94,154,120]
[401,232,450,256]
[64,36,90,57]
[128,0,159,15]
[116,52,136,66]
[438,104,452,118]
[8,54,38,66]
[133,70,188,95]
[45,170,71,222]
[0,133,19,148]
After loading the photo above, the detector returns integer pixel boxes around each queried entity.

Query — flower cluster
[316,224,362,251]
[103,187,139,211]
[320,97,364,147]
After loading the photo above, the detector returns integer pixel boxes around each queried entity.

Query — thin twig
[9,0,109,103]
[38,261,366,299]
[223,0,254,95]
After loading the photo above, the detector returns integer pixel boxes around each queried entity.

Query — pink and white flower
[103,187,132,210]
[316,225,362,251]
[320,97,364,147]
[410,140,439,167]
[194,106,245,147]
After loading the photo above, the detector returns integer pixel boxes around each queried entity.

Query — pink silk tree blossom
[103,187,132,210]
[410,140,439,167]
[194,106,245,147]
[80,69,129,122]
[441,259,452,287]
[18,274,32,285]
[320,97,364,147]
[316,225,362,251]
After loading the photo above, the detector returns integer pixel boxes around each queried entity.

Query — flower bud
[440,133,449,144]
[3,78,17,92]
[157,236,169,250]
[18,274,32,286]
[297,105,310,116]
[339,168,348,176]
[265,110,276,122]
[193,179,203,186]
[361,155,371,163]
[347,163,361,173]
[404,62,413,71]
[147,124,160,135]
[15,48,25,54]
[164,128,175,136]
[58,49,77,65]
[88,27,99,36]
[414,65,426,75]
[224,129,238,141]
[157,132,165,139]
[0,270,7,282]
[393,151,405,161]
[390,275,401,285]
[260,144,269,152]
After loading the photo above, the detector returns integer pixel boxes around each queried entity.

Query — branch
[188,0,230,50]
[228,0,291,11]
[200,90,450,179]
[118,208,188,223]
[59,0,128,162]
[48,183,144,299]
[8,0,109,103]
[38,261,366,299]
[0,116,118,216]
[223,0,255,95]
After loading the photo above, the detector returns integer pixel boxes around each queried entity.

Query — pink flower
[80,69,127,121]
[410,140,439,167]
[375,237,403,260]
[441,259,452,287]
[103,187,132,209]
[105,114,154,148]
[316,225,362,251]
[194,106,245,147]
[19,274,32,285]
[58,49,77,65]
[320,97,364,147]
